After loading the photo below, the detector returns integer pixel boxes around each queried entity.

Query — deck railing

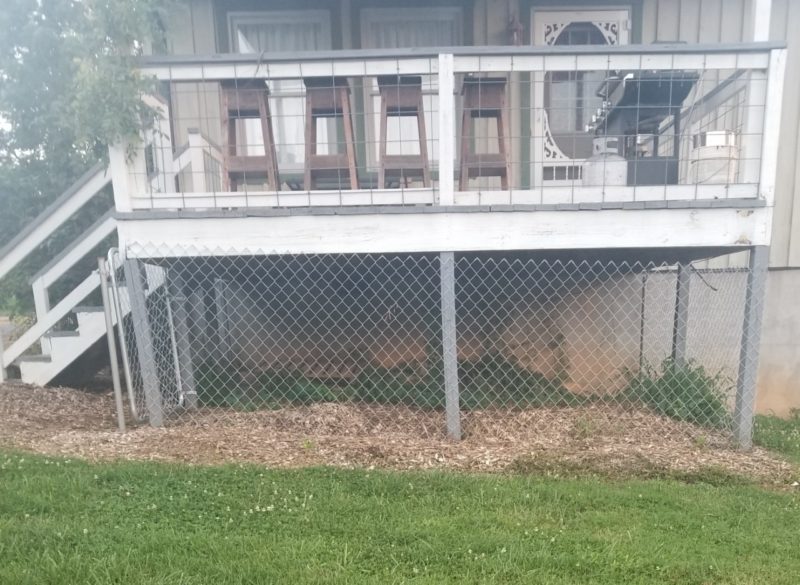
[113,42,785,212]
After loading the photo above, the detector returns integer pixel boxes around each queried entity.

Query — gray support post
[671,263,691,367]
[213,279,232,363]
[123,259,164,427]
[440,251,461,440]
[733,246,769,449]
[169,273,198,410]
[98,258,126,432]
[0,328,6,383]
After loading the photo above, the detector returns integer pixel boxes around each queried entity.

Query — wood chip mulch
[0,382,796,485]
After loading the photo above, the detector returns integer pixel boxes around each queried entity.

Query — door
[531,9,630,187]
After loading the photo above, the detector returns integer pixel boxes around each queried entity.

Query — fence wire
[110,249,754,442]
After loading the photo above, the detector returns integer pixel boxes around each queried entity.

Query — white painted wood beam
[438,53,455,206]
[117,207,772,258]
[758,48,787,209]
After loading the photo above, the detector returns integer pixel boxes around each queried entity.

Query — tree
[0,0,174,313]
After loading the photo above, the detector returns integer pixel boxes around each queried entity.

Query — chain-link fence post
[168,272,198,410]
[440,251,461,440]
[123,258,164,427]
[733,246,769,448]
[213,278,233,363]
[671,263,691,367]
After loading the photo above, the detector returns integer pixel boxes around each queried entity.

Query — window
[360,7,463,169]
[228,11,333,172]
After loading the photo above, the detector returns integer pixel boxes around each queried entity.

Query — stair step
[17,355,52,363]
[47,330,81,338]
[72,305,105,314]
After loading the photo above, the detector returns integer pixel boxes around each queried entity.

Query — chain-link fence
[108,247,758,444]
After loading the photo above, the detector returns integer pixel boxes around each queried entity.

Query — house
[0,0,797,447]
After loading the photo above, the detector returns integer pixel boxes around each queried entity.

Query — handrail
[0,162,111,282]
[28,210,117,289]
[138,41,785,69]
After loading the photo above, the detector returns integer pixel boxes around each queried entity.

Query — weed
[754,410,800,463]
[570,415,599,440]
[621,359,731,429]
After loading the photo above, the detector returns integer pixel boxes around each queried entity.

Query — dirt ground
[0,382,796,484]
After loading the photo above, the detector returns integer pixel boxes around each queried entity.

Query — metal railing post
[168,272,198,410]
[107,249,141,421]
[98,258,126,432]
[671,263,691,367]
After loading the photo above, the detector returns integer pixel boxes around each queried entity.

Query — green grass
[1,451,799,584]
[754,410,800,463]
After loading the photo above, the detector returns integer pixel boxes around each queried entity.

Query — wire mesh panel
[127,46,775,211]
[111,248,756,444]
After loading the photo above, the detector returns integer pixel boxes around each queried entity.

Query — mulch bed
[0,382,796,484]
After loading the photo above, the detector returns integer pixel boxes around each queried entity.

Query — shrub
[459,354,585,409]
[622,359,731,428]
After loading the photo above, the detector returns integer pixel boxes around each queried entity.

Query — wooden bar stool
[459,77,510,190]
[303,77,358,191]
[220,80,280,191]
[377,75,431,188]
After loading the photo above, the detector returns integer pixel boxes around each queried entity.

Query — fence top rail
[138,41,783,71]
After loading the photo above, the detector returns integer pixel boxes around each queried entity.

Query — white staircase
[1,118,205,386]
[17,307,108,385]
[0,163,113,385]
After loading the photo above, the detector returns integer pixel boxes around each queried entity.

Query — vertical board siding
[641,0,658,42]
[678,0,701,43]
[656,0,681,41]
[778,0,800,266]
[698,0,723,43]
[641,0,798,267]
